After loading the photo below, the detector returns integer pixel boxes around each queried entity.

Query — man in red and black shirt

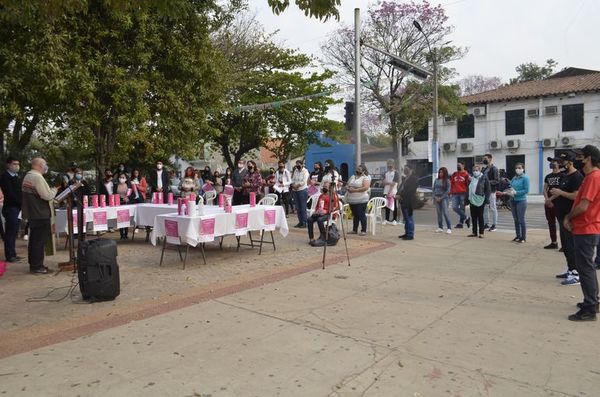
[564,145,600,321]
[450,161,471,228]
[308,182,338,246]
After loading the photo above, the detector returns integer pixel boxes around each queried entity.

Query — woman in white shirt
[346,164,371,235]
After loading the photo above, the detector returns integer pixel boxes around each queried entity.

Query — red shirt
[450,171,470,194]
[572,169,600,235]
[315,193,339,216]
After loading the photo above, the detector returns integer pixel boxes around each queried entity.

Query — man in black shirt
[550,152,584,285]
[399,164,417,240]
[482,154,499,231]
[0,157,22,262]
[543,158,562,249]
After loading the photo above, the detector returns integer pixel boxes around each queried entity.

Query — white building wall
[407,92,600,194]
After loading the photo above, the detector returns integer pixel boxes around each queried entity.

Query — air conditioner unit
[506,139,520,149]
[561,136,574,146]
[443,116,455,124]
[489,140,502,150]
[545,105,558,115]
[472,106,486,117]
[460,142,473,152]
[527,109,539,117]
[542,138,556,148]
[442,142,456,152]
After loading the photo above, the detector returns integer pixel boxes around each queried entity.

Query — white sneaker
[446,229,452,234]
[435,228,443,233]
[382,221,388,225]
[391,221,397,226]
[23,234,29,241]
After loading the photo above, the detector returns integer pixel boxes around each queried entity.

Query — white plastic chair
[258,196,276,206]
[366,197,386,235]
[266,193,278,202]
[204,190,216,205]
[306,193,321,217]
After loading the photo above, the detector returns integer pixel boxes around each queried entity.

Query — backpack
[327,224,340,246]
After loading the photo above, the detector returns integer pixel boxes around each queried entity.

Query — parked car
[368,175,432,209]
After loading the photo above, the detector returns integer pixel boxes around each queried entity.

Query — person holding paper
[291,160,310,228]
[21,157,57,274]
[116,173,135,239]
[274,161,292,215]
[242,160,264,204]
[130,168,147,203]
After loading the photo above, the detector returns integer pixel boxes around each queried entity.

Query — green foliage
[268,0,341,20]
[509,59,558,85]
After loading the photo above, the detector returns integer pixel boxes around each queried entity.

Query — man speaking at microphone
[22,157,57,274]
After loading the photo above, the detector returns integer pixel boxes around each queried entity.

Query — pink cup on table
[91,195,98,208]
[177,198,183,215]
[158,193,164,204]
[249,192,256,207]
[114,194,120,206]
[189,193,196,202]
[218,193,225,207]
[99,195,106,207]
[108,194,115,207]
[83,195,88,208]
[168,192,174,205]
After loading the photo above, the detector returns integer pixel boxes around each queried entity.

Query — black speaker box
[77,238,120,301]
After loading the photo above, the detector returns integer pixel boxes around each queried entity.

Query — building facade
[407,68,600,194]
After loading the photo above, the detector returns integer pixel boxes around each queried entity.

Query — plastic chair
[266,193,278,202]
[366,197,386,235]
[258,197,276,206]
[204,191,216,205]
[306,193,321,218]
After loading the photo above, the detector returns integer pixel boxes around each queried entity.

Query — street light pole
[413,20,439,175]
[354,8,361,167]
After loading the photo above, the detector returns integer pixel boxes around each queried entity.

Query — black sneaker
[483,224,489,230]
[455,223,463,229]
[568,309,597,322]
[518,239,526,243]
[401,235,414,240]
[544,242,558,249]
[512,237,520,242]
[465,217,471,228]
[489,225,497,232]
[30,266,50,275]
[559,247,564,253]
[576,303,600,313]
[398,234,406,239]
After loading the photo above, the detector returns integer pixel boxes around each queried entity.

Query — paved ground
[0,204,597,397]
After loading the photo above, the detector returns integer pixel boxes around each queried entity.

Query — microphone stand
[55,182,82,273]
[321,169,351,270]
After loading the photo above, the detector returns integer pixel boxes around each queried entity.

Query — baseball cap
[69,161,78,168]
[547,152,576,162]
[573,145,600,162]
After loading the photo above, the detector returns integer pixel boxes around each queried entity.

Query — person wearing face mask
[21,157,57,274]
[450,161,471,229]
[232,160,247,205]
[274,162,291,215]
[149,161,170,203]
[265,168,276,195]
[398,164,418,240]
[346,164,371,236]
[130,168,147,203]
[114,162,127,182]
[481,154,499,232]
[510,163,529,243]
[549,152,584,285]
[308,162,324,197]
[543,158,563,250]
[467,165,490,238]
[0,157,23,263]
[242,160,264,203]
[383,160,400,225]
[116,173,134,239]
[322,159,342,191]
[432,167,452,234]
[291,160,310,227]
[72,168,91,196]
[213,170,224,194]
[99,169,115,197]
[308,182,339,246]
[563,145,600,321]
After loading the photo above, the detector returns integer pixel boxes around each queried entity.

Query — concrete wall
[407,92,600,194]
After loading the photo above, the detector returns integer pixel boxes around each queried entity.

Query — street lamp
[413,20,439,176]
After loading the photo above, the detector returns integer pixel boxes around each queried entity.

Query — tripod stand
[321,172,351,270]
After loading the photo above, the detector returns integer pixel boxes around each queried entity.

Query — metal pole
[432,50,439,175]
[354,8,361,167]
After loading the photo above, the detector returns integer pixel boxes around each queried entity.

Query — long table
[55,205,137,234]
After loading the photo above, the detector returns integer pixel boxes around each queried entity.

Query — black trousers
[385,198,397,222]
[2,206,20,260]
[350,202,368,233]
[233,189,244,206]
[277,191,291,214]
[28,218,51,271]
[470,204,485,235]
[574,234,600,311]
[308,214,328,239]
[557,213,577,272]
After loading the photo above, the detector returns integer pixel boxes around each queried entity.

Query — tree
[321,0,466,166]
[209,14,340,169]
[509,59,558,84]
[458,75,502,96]
[268,0,341,20]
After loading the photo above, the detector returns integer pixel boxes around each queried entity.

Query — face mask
[457,165,462,171]
[278,165,284,170]
[325,164,331,170]
[10,164,19,173]
[356,170,362,175]
[119,178,126,183]
[119,166,124,171]
[483,159,489,165]
[515,169,523,175]
[270,170,275,174]
[296,164,302,169]
[106,174,112,179]
[157,164,163,170]
[549,163,557,170]
[42,164,49,174]
[248,166,254,172]
[473,171,481,178]
[75,174,83,181]
[322,188,328,193]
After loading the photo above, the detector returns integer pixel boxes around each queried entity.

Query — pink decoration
[165,219,179,237]
[91,195,98,208]
[114,194,121,206]
[93,211,107,226]
[177,198,183,215]
[202,183,215,192]
[264,209,276,225]
[235,212,248,229]
[168,192,174,205]
[158,193,164,204]
[218,193,225,207]
[99,195,106,207]
[225,203,232,213]
[117,209,130,224]
[184,198,190,215]
[223,185,234,196]
[152,192,158,204]
[83,195,88,208]
[189,193,196,202]
[307,185,319,196]
[0,261,6,278]
[108,194,115,207]
[200,218,216,235]
[249,192,256,207]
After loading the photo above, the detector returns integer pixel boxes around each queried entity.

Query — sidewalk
[0,223,597,396]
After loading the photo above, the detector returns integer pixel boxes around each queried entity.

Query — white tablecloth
[134,203,178,227]
[151,205,288,247]
[55,205,138,234]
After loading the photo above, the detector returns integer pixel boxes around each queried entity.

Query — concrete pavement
[0,219,597,396]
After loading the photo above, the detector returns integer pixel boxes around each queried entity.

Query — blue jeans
[511,199,527,240]
[595,239,600,266]
[293,189,308,225]
[2,206,20,260]
[401,204,414,238]
[574,234,600,310]
[451,194,466,224]
[434,197,452,229]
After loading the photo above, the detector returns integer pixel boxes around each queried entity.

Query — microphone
[54,182,83,203]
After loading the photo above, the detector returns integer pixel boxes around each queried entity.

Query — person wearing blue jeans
[510,163,530,242]
[451,194,466,224]
[595,240,600,268]
[433,167,452,233]
[399,165,418,240]
[291,160,310,228]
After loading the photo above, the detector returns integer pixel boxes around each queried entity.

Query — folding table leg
[236,236,241,252]
[258,230,265,255]
[182,245,189,270]
[248,231,255,248]
[270,231,276,251]
[219,236,224,250]
[159,237,167,267]
[177,245,183,261]
[200,243,207,265]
